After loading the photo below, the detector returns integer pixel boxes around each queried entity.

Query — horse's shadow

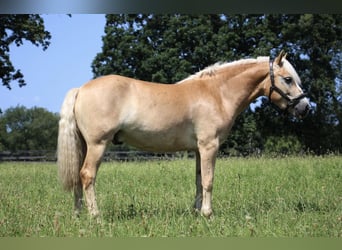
[102,202,197,223]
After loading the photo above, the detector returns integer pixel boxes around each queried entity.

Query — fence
[0,151,56,162]
[0,150,195,162]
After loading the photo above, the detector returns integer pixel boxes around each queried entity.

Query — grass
[0,156,341,237]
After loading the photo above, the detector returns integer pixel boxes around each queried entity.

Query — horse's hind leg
[80,143,107,217]
[74,183,83,216]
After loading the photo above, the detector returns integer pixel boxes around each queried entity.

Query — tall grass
[0,156,341,237]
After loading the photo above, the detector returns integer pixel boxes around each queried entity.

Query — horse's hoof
[200,208,213,218]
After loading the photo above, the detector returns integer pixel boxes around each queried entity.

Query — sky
[1,14,106,113]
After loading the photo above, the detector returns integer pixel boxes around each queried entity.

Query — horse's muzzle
[293,98,311,119]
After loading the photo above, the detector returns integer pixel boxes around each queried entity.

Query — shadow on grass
[102,202,197,223]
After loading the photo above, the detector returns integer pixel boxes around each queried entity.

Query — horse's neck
[217,62,268,115]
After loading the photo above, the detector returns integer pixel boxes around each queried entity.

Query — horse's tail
[57,88,85,192]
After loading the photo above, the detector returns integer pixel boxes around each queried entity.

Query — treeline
[0,106,59,152]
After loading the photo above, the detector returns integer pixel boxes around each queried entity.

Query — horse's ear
[275,50,287,66]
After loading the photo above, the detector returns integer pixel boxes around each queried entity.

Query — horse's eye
[283,77,292,84]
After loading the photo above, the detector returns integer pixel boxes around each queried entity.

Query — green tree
[264,135,303,156]
[93,14,245,83]
[0,14,51,89]
[92,14,342,155]
[0,106,59,151]
[254,14,342,154]
[223,108,262,156]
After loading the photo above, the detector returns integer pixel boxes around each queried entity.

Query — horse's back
[76,74,191,118]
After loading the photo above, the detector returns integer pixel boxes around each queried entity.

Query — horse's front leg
[197,139,219,218]
[194,151,202,211]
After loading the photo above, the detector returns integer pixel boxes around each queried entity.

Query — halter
[268,58,307,113]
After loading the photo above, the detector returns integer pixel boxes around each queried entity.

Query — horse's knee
[80,168,95,190]
[202,179,213,192]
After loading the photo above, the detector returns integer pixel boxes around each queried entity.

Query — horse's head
[266,50,311,119]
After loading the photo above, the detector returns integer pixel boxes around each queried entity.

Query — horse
[57,51,310,218]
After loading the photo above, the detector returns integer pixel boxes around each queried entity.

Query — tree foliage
[0,14,51,90]
[0,106,59,151]
[93,14,342,155]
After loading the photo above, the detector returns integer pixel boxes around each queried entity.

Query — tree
[0,106,59,151]
[222,108,262,156]
[254,14,342,154]
[0,14,51,89]
[92,14,342,155]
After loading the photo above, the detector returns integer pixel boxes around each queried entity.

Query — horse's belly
[116,127,197,152]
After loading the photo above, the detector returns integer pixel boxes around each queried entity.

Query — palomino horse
[57,51,310,218]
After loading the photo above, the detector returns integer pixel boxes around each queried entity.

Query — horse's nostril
[301,103,311,118]
[306,103,312,114]
[295,102,311,118]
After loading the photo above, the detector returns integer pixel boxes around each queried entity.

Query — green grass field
[0,156,341,237]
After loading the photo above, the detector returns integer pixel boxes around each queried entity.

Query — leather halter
[268,58,307,113]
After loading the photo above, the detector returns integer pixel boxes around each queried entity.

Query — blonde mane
[179,56,269,83]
